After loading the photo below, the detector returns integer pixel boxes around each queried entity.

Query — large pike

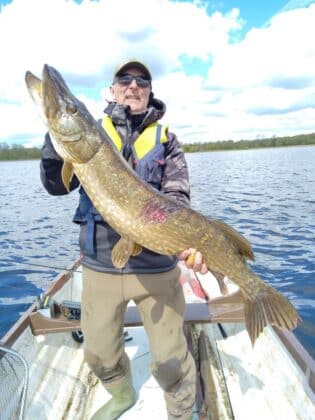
[25,65,300,345]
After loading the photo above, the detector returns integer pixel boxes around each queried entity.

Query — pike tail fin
[244,286,300,346]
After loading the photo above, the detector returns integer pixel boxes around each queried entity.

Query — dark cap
[113,59,152,81]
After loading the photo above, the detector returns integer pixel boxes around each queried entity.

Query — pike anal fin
[210,270,228,295]
[111,237,142,268]
[244,286,300,346]
[61,162,75,192]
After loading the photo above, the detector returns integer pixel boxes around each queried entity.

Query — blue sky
[204,0,289,29]
[0,0,315,146]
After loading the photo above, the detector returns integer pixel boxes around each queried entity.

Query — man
[40,59,207,419]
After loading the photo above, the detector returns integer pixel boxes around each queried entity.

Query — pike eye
[66,103,77,114]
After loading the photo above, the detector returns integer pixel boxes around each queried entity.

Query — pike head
[25,64,102,165]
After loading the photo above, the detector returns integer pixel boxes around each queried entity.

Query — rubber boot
[168,411,193,420]
[91,372,137,420]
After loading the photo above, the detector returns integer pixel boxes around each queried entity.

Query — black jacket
[40,99,190,273]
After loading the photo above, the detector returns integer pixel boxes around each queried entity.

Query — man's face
[110,67,151,114]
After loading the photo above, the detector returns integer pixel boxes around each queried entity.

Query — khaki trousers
[81,265,196,417]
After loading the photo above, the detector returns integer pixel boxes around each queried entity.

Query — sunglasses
[115,74,151,88]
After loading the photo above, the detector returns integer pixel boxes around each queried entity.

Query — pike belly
[73,144,193,256]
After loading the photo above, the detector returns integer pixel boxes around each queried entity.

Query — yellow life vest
[102,115,168,160]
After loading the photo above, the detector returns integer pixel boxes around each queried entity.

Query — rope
[0,258,80,273]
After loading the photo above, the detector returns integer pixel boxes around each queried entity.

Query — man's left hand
[178,248,208,274]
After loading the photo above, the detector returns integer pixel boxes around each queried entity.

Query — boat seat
[28,291,245,336]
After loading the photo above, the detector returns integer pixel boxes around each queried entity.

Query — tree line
[0,144,41,160]
[0,132,315,161]
[182,132,315,153]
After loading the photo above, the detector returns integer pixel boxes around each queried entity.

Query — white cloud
[207,6,315,89]
[0,0,314,145]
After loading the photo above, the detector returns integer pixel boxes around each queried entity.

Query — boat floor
[13,320,315,419]
[16,325,197,419]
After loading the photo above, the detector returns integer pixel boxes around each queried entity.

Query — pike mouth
[50,127,82,143]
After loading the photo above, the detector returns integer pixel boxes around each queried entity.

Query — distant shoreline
[182,132,315,153]
[1,132,315,161]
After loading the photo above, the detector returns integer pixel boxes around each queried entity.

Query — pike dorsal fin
[111,237,142,268]
[211,219,255,261]
[61,162,75,192]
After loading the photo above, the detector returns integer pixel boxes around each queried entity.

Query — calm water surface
[0,146,314,357]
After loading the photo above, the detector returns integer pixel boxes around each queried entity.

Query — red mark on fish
[141,198,180,224]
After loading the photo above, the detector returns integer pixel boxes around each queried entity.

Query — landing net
[0,345,29,420]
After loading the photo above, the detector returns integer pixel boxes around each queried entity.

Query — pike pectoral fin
[61,162,75,192]
[111,237,142,268]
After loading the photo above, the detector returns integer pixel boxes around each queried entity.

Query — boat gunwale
[275,327,315,394]
[0,259,81,348]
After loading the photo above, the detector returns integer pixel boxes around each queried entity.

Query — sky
[0,0,315,147]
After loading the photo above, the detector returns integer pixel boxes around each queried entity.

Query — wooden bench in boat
[28,289,245,335]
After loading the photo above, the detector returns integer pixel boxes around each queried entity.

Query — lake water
[0,146,314,358]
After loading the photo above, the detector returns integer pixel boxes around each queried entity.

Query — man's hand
[178,248,208,274]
